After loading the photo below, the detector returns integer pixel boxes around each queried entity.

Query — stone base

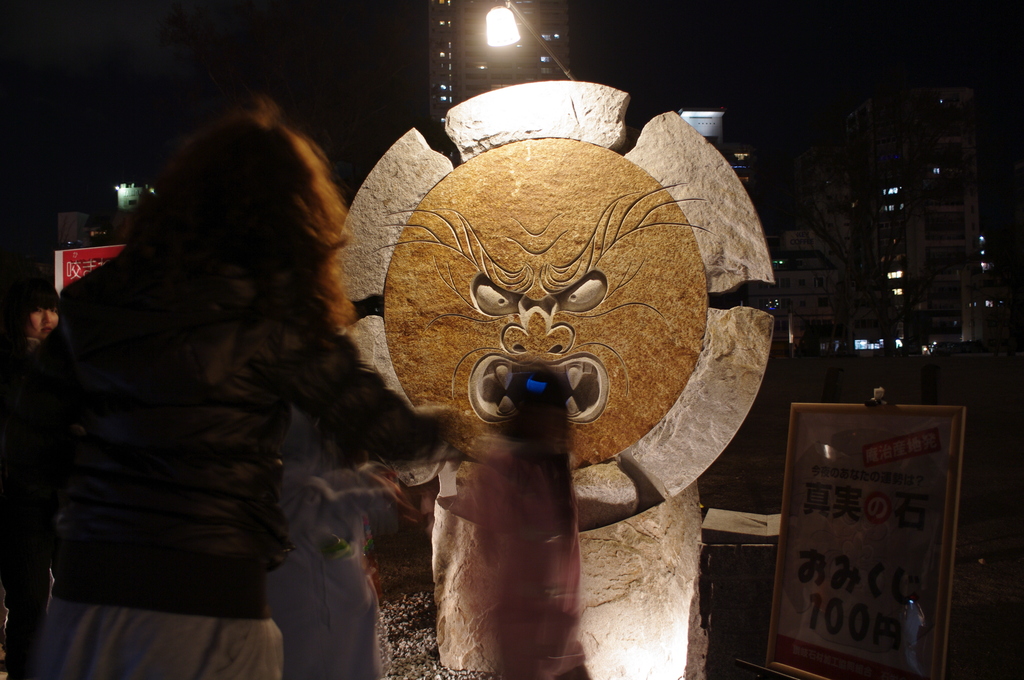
[433,481,705,679]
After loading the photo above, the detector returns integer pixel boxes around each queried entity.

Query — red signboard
[54,245,125,293]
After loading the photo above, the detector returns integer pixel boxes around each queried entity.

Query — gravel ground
[375,520,497,680]
[379,592,496,680]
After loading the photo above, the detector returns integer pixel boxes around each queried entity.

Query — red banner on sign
[54,245,125,293]
[775,635,929,680]
[863,428,942,468]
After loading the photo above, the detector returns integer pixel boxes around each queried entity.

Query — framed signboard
[767,404,966,680]
[54,245,125,293]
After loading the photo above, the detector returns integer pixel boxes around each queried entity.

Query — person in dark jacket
[0,278,61,680]
[3,99,440,680]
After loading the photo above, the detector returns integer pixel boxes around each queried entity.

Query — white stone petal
[623,306,774,497]
[347,316,406,398]
[344,128,453,300]
[573,462,640,531]
[625,112,774,293]
[445,81,630,162]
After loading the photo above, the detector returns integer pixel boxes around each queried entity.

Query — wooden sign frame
[766,404,965,680]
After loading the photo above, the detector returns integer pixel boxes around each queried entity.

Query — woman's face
[24,306,58,341]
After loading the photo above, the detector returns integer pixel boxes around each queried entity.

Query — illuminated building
[795,88,978,352]
[679,108,756,187]
[115,183,152,212]
[748,231,840,356]
[960,238,1012,353]
[428,0,571,122]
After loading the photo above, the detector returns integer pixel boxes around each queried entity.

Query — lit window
[440,96,448,102]
[892,288,904,296]
[541,34,552,40]
[734,152,749,160]
[439,52,446,57]
[540,56,552,62]
[553,33,560,39]
[932,167,941,175]
[887,270,903,279]
[985,300,994,307]
[440,85,447,90]
[884,186,900,195]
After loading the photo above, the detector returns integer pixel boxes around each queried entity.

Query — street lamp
[485,4,519,46]
[485,1,575,81]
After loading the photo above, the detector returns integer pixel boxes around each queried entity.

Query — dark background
[2,0,1022,260]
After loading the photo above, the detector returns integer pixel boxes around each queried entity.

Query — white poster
[769,405,965,680]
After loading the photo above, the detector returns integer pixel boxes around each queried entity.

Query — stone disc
[384,138,707,464]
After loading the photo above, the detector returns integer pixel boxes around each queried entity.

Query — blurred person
[0,278,61,680]
[266,406,409,680]
[441,370,589,680]
[3,99,440,680]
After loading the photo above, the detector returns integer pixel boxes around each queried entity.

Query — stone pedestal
[433,481,706,680]
[343,81,776,680]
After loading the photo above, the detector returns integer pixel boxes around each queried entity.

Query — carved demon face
[384,138,707,464]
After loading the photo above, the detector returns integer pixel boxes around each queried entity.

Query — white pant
[34,598,283,680]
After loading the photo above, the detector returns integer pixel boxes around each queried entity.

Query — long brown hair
[119,98,354,339]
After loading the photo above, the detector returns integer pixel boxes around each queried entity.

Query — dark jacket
[1,334,61,503]
[3,262,436,618]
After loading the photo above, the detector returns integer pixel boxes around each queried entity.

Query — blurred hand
[366,466,423,527]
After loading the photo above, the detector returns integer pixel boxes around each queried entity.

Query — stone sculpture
[344,81,774,680]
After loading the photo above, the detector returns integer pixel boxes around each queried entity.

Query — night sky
[2,0,1021,261]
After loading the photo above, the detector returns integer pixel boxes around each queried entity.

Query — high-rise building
[679,108,756,188]
[854,88,977,345]
[960,243,1012,353]
[794,87,978,352]
[428,0,571,122]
